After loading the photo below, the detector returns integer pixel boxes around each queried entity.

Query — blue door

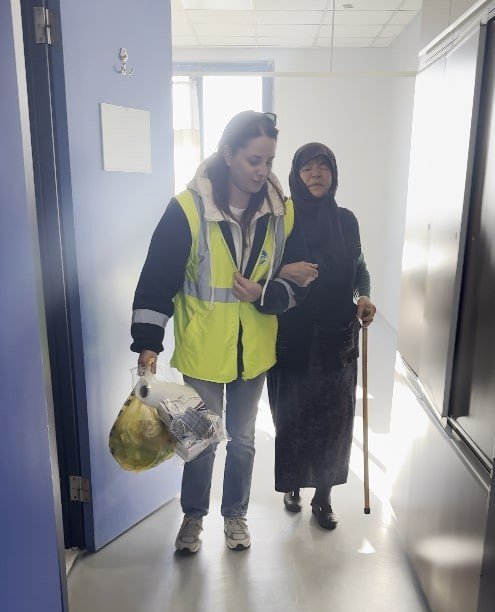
[1,1,67,609]
[23,0,182,552]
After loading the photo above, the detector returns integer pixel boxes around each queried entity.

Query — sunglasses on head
[263,112,277,126]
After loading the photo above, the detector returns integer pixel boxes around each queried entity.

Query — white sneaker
[224,516,251,550]
[175,516,203,553]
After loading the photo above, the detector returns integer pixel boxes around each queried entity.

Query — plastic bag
[109,393,176,472]
[135,370,227,462]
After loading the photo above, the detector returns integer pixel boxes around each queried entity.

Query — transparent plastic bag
[134,368,227,462]
[109,393,176,472]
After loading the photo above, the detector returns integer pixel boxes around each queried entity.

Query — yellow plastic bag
[109,393,176,472]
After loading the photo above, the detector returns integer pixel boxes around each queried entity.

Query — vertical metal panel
[400,24,485,415]
[418,28,484,415]
[478,471,495,612]
[390,369,489,612]
[450,18,495,463]
[398,56,445,375]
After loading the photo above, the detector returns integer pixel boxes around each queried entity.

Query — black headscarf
[289,142,347,261]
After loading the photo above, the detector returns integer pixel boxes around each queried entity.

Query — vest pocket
[179,311,200,350]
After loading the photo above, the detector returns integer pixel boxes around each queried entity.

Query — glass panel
[201,75,262,158]
[172,76,201,192]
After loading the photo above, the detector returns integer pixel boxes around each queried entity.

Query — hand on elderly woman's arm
[279,261,319,287]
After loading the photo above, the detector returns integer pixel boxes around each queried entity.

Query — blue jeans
[181,373,265,518]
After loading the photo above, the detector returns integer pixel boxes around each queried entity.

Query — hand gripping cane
[362,326,371,514]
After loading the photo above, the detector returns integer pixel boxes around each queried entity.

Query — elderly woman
[268,142,376,529]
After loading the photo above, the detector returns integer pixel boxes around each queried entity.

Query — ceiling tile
[389,10,417,24]
[187,10,254,23]
[330,10,393,24]
[169,0,420,49]
[172,36,199,46]
[257,24,319,37]
[380,23,405,36]
[372,37,393,46]
[171,9,190,23]
[401,0,422,9]
[172,22,195,36]
[256,10,323,24]
[255,0,327,9]
[193,22,256,35]
[334,0,402,9]
[321,24,382,37]
[181,0,251,7]
[257,36,314,46]
[316,37,375,47]
[197,36,257,45]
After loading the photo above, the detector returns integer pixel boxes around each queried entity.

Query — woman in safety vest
[131,111,316,553]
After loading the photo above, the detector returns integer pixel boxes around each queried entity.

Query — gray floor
[68,317,430,612]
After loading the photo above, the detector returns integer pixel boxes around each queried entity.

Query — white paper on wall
[100,103,152,173]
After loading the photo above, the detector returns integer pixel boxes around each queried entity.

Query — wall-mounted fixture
[115,48,134,76]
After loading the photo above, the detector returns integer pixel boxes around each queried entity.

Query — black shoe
[283,491,302,513]
[311,501,339,530]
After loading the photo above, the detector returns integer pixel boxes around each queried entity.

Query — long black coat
[268,206,362,492]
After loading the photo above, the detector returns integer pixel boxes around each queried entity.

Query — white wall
[381,15,422,329]
[273,73,396,326]
[173,18,421,329]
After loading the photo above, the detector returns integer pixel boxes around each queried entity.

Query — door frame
[20,0,90,549]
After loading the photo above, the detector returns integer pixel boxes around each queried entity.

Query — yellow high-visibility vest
[170,189,294,382]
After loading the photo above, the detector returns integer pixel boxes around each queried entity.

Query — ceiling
[171,0,422,49]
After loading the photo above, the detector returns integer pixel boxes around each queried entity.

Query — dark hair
[206,111,282,238]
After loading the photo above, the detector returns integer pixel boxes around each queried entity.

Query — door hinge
[69,476,91,503]
[33,6,60,45]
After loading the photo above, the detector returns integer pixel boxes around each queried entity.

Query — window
[172,63,274,192]
[172,76,201,193]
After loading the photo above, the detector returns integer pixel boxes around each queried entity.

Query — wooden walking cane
[362,326,371,514]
